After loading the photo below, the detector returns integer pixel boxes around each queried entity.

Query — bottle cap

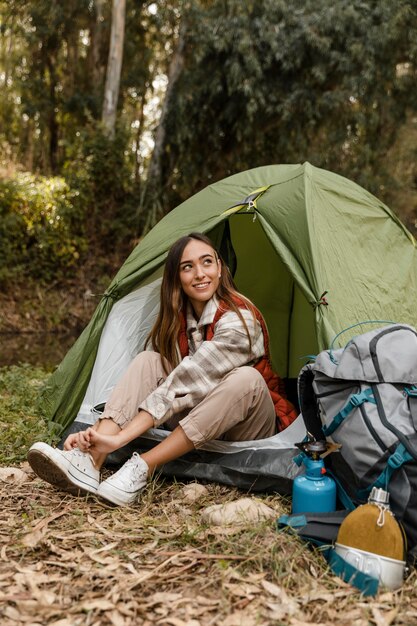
[368,487,390,506]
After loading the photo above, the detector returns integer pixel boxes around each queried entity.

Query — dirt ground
[0,279,97,335]
[1,463,417,626]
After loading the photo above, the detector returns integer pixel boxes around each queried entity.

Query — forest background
[1,0,417,338]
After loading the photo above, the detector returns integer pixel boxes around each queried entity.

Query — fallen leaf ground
[1,465,417,626]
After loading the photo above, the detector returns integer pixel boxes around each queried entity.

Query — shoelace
[70,448,96,469]
[124,452,147,487]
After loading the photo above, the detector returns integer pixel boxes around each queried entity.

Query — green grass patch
[0,364,56,464]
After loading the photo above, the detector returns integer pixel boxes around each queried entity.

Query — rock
[201,497,276,526]
[180,483,209,503]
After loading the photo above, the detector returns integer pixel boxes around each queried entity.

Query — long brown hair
[147,232,257,372]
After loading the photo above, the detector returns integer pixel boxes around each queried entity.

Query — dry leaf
[156,616,187,626]
[48,617,85,626]
[21,505,72,548]
[194,596,221,606]
[224,582,261,598]
[261,582,299,617]
[20,460,34,474]
[109,610,126,626]
[81,599,115,611]
[35,590,57,606]
[223,611,258,626]
[261,579,284,597]
[0,467,28,484]
[265,603,298,622]
[21,527,48,548]
[227,571,266,584]
[148,592,184,605]
[371,606,399,626]
[383,608,399,626]
[3,605,22,620]
[378,592,395,602]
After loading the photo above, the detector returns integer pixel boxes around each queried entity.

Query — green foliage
[1,0,417,256]
[0,365,57,464]
[160,0,417,206]
[0,172,87,284]
[63,124,139,243]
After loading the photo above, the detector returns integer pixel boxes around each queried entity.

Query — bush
[63,125,139,245]
[0,172,87,285]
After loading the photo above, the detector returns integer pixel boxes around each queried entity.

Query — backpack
[298,323,417,560]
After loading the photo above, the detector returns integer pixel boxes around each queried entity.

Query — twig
[156,549,246,561]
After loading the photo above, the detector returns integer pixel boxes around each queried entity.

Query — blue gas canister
[292,441,337,514]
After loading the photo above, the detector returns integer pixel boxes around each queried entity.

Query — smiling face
[179,239,221,318]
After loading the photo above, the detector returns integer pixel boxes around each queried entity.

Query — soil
[0,252,126,336]
[0,281,95,335]
[0,258,121,367]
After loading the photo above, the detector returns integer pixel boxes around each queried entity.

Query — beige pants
[100,351,277,447]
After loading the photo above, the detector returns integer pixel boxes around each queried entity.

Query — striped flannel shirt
[139,295,265,427]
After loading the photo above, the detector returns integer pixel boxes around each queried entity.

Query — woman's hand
[81,428,122,455]
[63,428,122,455]
[63,431,88,451]
[63,410,154,456]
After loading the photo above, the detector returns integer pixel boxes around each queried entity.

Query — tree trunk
[134,87,148,185]
[21,117,34,171]
[139,21,185,232]
[47,57,59,174]
[2,21,13,87]
[102,0,126,138]
[89,0,106,113]
[66,29,79,93]
[146,22,185,193]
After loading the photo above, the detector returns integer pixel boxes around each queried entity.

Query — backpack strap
[278,511,380,596]
[356,442,414,499]
[322,388,376,436]
[277,510,350,545]
[327,550,379,597]
[404,386,417,432]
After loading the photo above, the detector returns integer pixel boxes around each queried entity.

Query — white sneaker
[97,452,149,506]
[28,441,100,496]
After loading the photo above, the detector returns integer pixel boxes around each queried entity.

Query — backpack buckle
[387,451,405,469]
[350,389,374,407]
[403,385,417,397]
[350,395,362,407]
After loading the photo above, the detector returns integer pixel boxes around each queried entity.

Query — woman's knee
[224,366,266,389]
[131,350,159,366]
[127,350,163,373]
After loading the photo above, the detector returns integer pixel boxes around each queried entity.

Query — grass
[1,364,417,625]
[0,364,54,464]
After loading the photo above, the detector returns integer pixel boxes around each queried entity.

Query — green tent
[40,162,417,484]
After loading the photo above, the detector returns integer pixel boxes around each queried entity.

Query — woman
[28,233,297,506]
